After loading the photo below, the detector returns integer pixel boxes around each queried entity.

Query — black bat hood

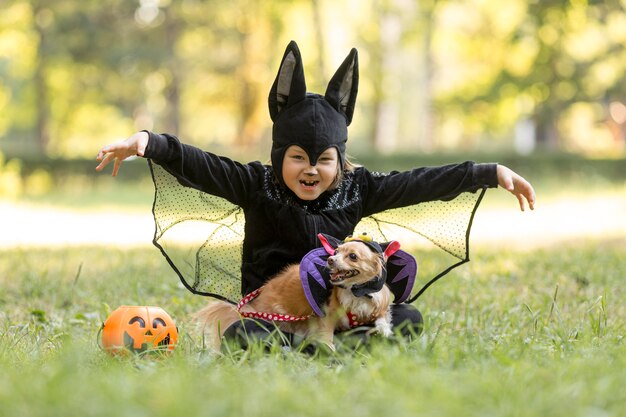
[268,41,359,185]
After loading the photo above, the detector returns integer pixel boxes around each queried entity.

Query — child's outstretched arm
[497,165,536,211]
[95,131,149,176]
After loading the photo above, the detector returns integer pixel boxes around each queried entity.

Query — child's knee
[222,319,294,351]
[391,304,424,337]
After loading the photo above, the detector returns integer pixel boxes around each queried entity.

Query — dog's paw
[325,342,336,352]
[373,319,393,338]
[380,327,393,338]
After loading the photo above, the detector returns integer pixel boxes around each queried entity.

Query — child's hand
[497,165,536,211]
[95,131,149,176]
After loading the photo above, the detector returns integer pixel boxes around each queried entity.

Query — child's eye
[349,253,358,261]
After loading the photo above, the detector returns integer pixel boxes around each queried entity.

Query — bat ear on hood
[324,48,359,126]
[268,41,307,121]
[317,233,341,255]
[380,241,401,260]
[269,42,358,185]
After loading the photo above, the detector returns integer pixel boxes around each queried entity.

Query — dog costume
[300,233,417,319]
[143,41,497,308]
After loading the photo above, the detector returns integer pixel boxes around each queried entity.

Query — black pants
[222,304,423,350]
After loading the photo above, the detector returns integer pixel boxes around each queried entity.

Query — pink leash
[237,288,311,322]
[237,288,375,327]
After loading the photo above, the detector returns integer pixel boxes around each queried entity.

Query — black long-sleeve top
[144,131,499,296]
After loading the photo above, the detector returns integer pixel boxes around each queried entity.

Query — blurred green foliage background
[0,0,625,198]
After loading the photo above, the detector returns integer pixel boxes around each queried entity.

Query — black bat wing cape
[148,160,487,305]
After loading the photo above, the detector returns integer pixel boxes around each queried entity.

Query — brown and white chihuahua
[194,238,395,351]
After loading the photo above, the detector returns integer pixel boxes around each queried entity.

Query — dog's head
[326,241,384,288]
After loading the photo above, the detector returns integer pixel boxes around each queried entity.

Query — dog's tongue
[330,269,358,282]
[330,271,345,282]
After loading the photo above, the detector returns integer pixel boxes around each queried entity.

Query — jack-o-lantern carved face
[101,306,178,355]
[123,315,172,353]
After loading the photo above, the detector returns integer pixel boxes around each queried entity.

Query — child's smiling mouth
[299,179,319,189]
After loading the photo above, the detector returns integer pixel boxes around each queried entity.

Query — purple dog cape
[299,233,417,317]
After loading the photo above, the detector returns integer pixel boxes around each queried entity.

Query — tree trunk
[33,3,50,154]
[311,0,327,81]
[234,4,266,148]
[163,7,181,135]
[373,7,401,154]
[534,112,560,151]
[415,0,436,151]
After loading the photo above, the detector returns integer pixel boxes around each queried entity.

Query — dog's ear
[380,241,401,260]
[268,41,307,121]
[317,233,341,255]
[324,48,359,126]
[384,249,417,304]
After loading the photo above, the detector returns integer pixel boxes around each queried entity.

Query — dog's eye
[349,253,358,261]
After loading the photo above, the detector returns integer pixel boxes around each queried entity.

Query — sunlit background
[0,0,624,247]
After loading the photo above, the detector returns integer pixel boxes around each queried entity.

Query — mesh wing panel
[149,160,487,304]
[149,161,244,302]
[356,188,486,302]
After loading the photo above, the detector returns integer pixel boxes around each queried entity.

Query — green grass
[1,240,624,417]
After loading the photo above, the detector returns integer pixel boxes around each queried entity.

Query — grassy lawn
[2,155,624,416]
[1,240,624,417]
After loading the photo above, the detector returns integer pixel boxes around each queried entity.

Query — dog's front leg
[370,308,393,337]
[307,316,337,351]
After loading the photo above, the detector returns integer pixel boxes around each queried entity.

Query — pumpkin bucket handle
[96,323,105,351]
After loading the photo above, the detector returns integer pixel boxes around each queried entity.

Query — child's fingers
[527,187,536,210]
[112,158,122,177]
[96,141,128,160]
[498,165,536,212]
[516,193,526,211]
[96,145,116,160]
[95,152,113,171]
[519,181,536,211]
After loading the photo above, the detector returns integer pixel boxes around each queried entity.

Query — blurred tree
[311,0,327,80]
[524,0,626,151]
[161,3,182,135]
[31,0,51,153]
[1,0,624,158]
[2,0,148,156]
[233,0,275,147]
[435,0,626,153]
[359,0,403,154]
[0,1,42,155]
[152,0,297,150]
[357,0,440,153]
[406,0,438,152]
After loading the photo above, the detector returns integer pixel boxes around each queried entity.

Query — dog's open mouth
[329,269,360,284]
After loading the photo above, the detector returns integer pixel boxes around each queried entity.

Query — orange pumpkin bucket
[100,306,178,355]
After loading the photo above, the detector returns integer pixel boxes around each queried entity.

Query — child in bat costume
[96,41,535,347]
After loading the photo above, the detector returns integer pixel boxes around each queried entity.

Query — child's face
[282,145,339,200]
